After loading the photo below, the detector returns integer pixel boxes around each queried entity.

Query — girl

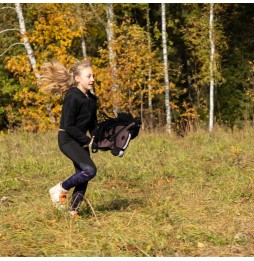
[41,60,98,218]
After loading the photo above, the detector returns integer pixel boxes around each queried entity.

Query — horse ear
[113,108,118,118]
[125,122,136,130]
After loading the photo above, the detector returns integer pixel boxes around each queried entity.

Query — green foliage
[0,62,22,129]
[217,4,254,128]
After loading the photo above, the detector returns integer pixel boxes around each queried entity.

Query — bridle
[92,113,141,157]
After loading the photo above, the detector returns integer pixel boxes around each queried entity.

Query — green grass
[1,128,254,256]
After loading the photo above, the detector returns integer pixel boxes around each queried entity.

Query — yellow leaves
[3,4,206,133]
[181,109,199,119]
[6,55,31,75]
[14,87,61,132]
[169,82,175,89]
[94,19,164,115]
[51,104,61,116]
[3,4,83,133]
[170,103,179,110]
[29,4,83,71]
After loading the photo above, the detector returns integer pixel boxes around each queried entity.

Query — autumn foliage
[1,3,254,132]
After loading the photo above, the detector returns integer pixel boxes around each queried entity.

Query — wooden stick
[85,198,101,226]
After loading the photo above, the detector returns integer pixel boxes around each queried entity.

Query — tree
[106,4,118,114]
[5,3,84,131]
[180,4,225,130]
[216,4,254,129]
[15,3,56,125]
[2,3,254,132]
[0,4,22,129]
[88,3,119,114]
[76,4,87,59]
[161,3,171,133]
[209,3,215,131]
[93,19,163,119]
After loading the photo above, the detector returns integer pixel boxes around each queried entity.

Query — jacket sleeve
[89,99,98,137]
[62,95,91,145]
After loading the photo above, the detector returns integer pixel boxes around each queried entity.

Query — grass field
[1,127,254,257]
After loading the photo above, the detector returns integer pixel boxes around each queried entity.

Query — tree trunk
[161,3,171,133]
[209,3,215,132]
[76,5,87,59]
[15,3,38,78]
[14,3,56,124]
[81,34,87,59]
[106,3,118,114]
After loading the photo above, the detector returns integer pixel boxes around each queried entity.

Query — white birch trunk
[76,5,87,59]
[15,3,38,78]
[209,3,215,132]
[147,5,154,129]
[106,4,114,67]
[106,3,118,114]
[81,35,87,59]
[15,3,56,124]
[161,3,171,133]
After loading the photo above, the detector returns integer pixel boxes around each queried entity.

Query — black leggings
[58,131,97,211]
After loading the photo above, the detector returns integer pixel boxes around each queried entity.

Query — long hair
[40,60,92,94]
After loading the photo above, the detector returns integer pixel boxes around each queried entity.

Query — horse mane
[94,112,140,143]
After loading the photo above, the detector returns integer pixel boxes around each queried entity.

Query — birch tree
[209,3,215,131]
[15,4,38,77]
[76,5,87,59]
[105,3,119,114]
[161,3,171,133]
[14,3,56,124]
[88,3,118,114]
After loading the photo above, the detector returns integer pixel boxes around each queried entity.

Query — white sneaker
[49,183,68,209]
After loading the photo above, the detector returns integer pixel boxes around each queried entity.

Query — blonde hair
[40,60,92,94]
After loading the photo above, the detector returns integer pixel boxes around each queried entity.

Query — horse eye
[121,135,125,140]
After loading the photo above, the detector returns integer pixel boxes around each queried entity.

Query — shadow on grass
[96,198,144,212]
[79,198,144,218]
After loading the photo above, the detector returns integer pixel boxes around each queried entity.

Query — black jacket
[60,87,97,145]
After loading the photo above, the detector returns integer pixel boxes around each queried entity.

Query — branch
[0,42,24,57]
[0,28,20,34]
[0,6,16,12]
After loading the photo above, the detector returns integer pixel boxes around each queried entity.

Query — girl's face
[75,67,94,94]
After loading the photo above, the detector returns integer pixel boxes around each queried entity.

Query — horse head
[92,113,141,157]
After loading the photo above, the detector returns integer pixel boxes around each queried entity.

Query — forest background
[2,3,254,257]
[0,3,254,133]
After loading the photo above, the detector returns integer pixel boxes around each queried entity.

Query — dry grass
[1,127,254,256]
